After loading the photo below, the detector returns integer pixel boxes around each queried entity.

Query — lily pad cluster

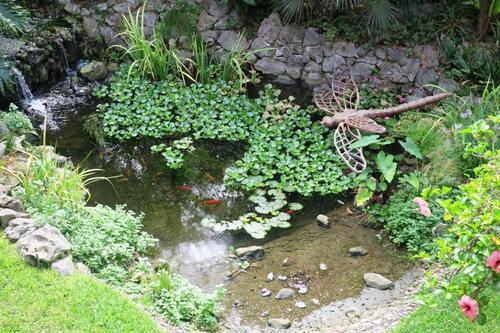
[201,189,303,239]
[151,136,195,169]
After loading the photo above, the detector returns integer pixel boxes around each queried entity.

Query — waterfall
[12,68,34,101]
[59,44,74,77]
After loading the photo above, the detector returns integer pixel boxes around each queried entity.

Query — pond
[36,80,411,326]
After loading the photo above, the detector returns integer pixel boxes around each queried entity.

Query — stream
[33,80,411,327]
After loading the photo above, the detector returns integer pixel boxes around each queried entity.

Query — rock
[143,11,159,28]
[268,318,292,329]
[414,44,439,68]
[16,225,71,265]
[0,123,9,138]
[285,65,303,80]
[304,61,321,73]
[76,262,91,275]
[304,45,323,63]
[322,55,346,73]
[437,77,460,93]
[82,17,99,38]
[279,25,305,44]
[197,11,216,31]
[266,272,274,282]
[363,273,394,290]
[375,48,386,60]
[0,194,24,212]
[0,142,6,157]
[261,288,271,297]
[317,214,330,227]
[275,288,295,299]
[4,218,37,242]
[432,222,448,238]
[275,74,296,85]
[304,72,323,86]
[0,208,25,228]
[345,305,361,318]
[255,58,286,75]
[295,301,306,308]
[276,46,292,58]
[51,256,75,276]
[261,310,270,317]
[79,61,108,81]
[402,58,421,82]
[349,246,368,256]
[386,47,408,65]
[333,42,358,58]
[380,62,408,84]
[251,37,274,57]
[352,62,375,79]
[319,263,329,271]
[13,136,24,151]
[282,257,291,266]
[235,245,264,261]
[303,27,323,46]
[113,2,136,14]
[415,68,438,87]
[23,45,49,66]
[100,26,116,45]
[218,31,248,52]
[258,13,282,44]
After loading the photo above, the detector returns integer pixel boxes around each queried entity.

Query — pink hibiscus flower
[419,206,432,217]
[458,295,479,321]
[413,197,428,207]
[486,251,500,272]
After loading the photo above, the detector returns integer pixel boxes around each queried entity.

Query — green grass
[392,292,500,333]
[0,236,161,333]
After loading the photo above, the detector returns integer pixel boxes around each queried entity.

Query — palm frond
[361,0,400,32]
[330,0,362,10]
[272,0,315,23]
[0,0,29,35]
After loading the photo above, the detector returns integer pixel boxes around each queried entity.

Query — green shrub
[155,0,201,41]
[368,185,444,253]
[0,103,33,137]
[419,116,499,325]
[152,270,223,332]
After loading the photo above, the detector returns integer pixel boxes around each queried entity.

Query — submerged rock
[363,273,394,290]
[349,246,369,256]
[268,318,292,329]
[275,288,295,299]
[16,225,71,265]
[51,255,75,276]
[317,214,330,227]
[79,61,108,81]
[235,245,264,261]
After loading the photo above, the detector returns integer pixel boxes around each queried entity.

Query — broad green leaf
[355,187,373,207]
[399,137,423,159]
[376,151,397,183]
[288,202,303,210]
[351,135,381,149]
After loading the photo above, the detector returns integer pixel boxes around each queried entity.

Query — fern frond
[0,0,30,35]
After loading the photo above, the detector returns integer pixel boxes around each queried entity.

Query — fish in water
[175,185,192,191]
[203,199,221,205]
[287,209,295,215]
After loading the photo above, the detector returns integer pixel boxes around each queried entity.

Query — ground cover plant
[0,236,161,333]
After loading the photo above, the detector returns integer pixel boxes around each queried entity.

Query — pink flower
[413,197,428,207]
[486,251,500,272]
[399,96,407,104]
[419,206,432,217]
[458,295,479,321]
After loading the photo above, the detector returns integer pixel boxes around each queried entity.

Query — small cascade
[59,44,75,77]
[12,68,34,101]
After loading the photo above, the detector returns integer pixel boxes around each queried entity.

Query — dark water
[36,82,410,324]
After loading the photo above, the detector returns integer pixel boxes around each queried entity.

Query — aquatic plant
[0,103,34,137]
[151,137,195,169]
[202,188,303,238]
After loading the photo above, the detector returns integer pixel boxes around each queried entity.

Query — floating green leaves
[201,189,302,239]
[151,137,195,169]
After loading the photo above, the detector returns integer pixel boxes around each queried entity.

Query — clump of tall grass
[113,4,193,83]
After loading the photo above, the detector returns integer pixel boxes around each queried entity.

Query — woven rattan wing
[330,74,359,112]
[314,88,340,115]
[333,122,366,173]
[344,116,387,134]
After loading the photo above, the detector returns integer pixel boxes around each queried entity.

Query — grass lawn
[392,291,499,333]
[0,236,161,333]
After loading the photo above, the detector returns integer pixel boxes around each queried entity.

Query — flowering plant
[419,117,499,325]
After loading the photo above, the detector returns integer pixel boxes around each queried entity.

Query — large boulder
[16,225,71,265]
[278,25,305,44]
[0,194,24,212]
[217,31,248,52]
[0,208,27,229]
[303,27,323,46]
[79,61,108,81]
[414,44,439,68]
[4,218,37,242]
[363,273,394,290]
[322,54,346,73]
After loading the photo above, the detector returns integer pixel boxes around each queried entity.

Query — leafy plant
[0,0,29,36]
[155,0,201,41]
[202,187,302,238]
[418,117,499,325]
[367,184,444,253]
[152,270,224,331]
[0,103,33,137]
[151,137,195,169]
[0,57,14,98]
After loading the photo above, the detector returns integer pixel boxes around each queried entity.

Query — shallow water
[38,82,411,324]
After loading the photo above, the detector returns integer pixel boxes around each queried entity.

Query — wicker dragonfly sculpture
[314,73,451,173]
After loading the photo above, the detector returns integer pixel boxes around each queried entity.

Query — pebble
[295,301,306,308]
[317,214,330,227]
[298,286,308,294]
[261,310,270,317]
[319,263,329,271]
[261,288,271,297]
[275,288,295,299]
[266,272,274,281]
[349,246,368,256]
[278,275,287,281]
[311,298,320,305]
[282,257,290,266]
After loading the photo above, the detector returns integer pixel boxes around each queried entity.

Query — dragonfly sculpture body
[314,74,451,173]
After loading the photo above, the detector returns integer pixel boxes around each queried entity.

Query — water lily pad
[288,202,303,210]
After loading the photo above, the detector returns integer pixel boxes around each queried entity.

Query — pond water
[36,80,411,326]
